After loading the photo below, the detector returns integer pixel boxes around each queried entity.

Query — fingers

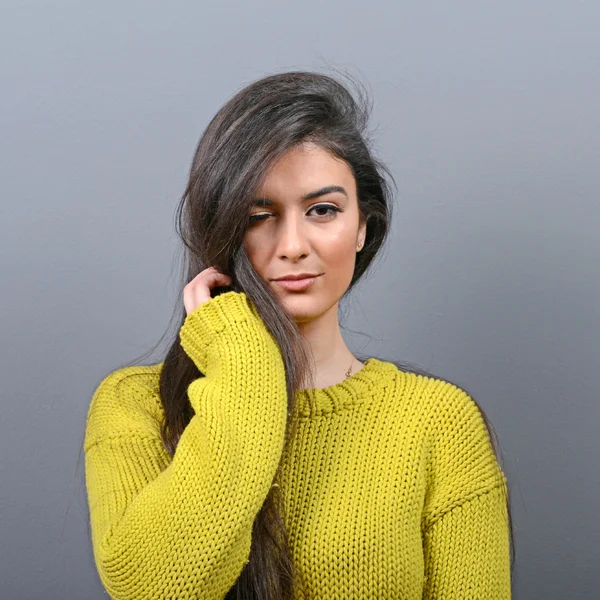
[183,267,234,316]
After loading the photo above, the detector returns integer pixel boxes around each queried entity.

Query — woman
[84,70,514,599]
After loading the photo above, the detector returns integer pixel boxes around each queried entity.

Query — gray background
[1,1,598,598]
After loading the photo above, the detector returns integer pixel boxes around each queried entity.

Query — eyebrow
[250,185,348,207]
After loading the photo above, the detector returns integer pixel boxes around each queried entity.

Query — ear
[357,218,367,249]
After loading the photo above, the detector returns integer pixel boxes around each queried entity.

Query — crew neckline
[293,357,398,418]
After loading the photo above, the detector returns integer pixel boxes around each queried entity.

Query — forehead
[254,143,355,200]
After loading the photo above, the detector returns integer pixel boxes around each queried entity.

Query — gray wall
[1,1,598,598]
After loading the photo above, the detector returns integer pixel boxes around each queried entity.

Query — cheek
[243,237,263,271]
[321,242,357,285]
[243,231,260,255]
[326,236,357,264]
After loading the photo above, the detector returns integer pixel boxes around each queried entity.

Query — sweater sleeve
[84,291,288,600]
[421,384,511,599]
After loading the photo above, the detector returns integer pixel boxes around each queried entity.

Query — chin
[278,293,336,322]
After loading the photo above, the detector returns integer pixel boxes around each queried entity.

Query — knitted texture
[84,291,511,599]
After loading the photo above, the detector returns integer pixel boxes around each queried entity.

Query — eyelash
[249,204,342,223]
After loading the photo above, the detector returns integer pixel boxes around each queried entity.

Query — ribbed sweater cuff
[179,291,261,373]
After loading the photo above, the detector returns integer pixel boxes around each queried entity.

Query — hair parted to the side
[73,67,515,599]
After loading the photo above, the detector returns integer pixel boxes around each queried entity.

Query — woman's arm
[422,483,511,599]
[84,291,288,600]
[421,385,512,599]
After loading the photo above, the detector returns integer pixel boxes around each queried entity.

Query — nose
[275,212,311,260]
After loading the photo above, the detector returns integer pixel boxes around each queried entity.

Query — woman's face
[243,142,366,323]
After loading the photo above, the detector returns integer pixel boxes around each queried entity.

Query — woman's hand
[183,267,234,316]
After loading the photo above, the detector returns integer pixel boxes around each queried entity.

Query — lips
[273,275,320,292]
[273,274,320,281]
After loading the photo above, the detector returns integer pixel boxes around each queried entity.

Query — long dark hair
[73,68,516,599]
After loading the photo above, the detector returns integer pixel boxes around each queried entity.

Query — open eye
[309,204,342,218]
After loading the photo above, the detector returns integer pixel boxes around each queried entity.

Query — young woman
[84,70,514,599]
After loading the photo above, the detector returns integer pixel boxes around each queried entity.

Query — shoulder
[400,369,494,455]
[372,359,486,438]
[413,374,506,522]
[84,363,165,451]
[385,363,503,476]
[419,374,486,432]
[382,361,485,431]
[375,359,506,511]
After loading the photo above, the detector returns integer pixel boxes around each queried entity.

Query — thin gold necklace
[345,356,355,379]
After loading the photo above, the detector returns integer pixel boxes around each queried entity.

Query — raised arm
[84,291,288,600]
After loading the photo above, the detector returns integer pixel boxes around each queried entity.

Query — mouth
[272,274,321,292]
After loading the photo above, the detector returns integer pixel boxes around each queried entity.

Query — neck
[296,302,360,389]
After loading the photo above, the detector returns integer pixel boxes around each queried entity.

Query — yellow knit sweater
[84,291,511,599]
